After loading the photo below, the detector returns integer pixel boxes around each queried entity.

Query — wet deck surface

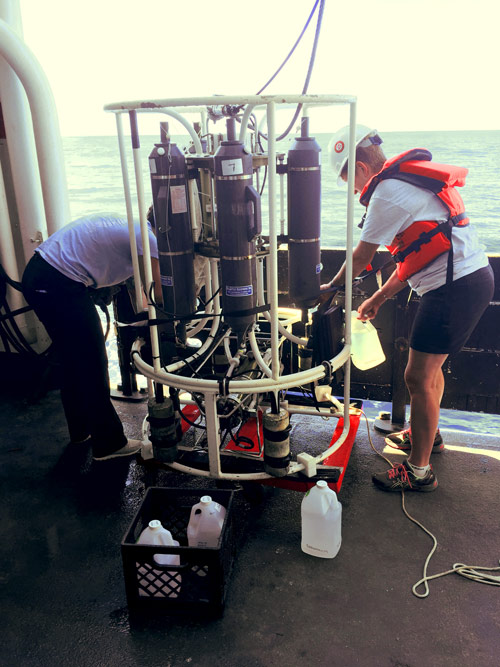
[1,387,499,667]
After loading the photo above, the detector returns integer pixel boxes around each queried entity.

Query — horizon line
[60,128,500,139]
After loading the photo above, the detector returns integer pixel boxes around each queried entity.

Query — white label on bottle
[149,158,157,174]
[170,184,188,214]
[222,158,243,176]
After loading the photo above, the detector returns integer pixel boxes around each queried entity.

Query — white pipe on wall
[0,0,47,271]
[0,16,70,242]
[0,160,23,312]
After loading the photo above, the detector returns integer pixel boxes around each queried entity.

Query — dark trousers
[410,265,495,355]
[22,253,127,456]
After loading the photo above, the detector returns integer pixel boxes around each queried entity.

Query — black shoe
[385,428,444,452]
[372,459,438,492]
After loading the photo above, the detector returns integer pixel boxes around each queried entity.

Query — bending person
[322,126,494,492]
[22,212,161,461]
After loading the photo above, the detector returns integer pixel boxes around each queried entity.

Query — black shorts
[410,265,495,355]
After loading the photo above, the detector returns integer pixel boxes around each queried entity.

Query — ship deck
[1,386,499,667]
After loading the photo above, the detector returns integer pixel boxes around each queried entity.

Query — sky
[12,0,500,136]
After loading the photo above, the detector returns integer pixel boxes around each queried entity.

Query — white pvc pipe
[104,94,356,112]
[238,103,256,145]
[279,168,285,235]
[132,338,349,394]
[115,113,143,312]
[129,111,161,374]
[223,334,235,365]
[256,255,308,346]
[247,328,273,378]
[111,108,203,154]
[266,101,280,381]
[342,103,357,427]
[0,18,70,238]
[262,309,308,347]
[204,392,222,477]
[200,108,208,138]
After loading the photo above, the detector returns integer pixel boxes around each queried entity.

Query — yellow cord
[360,410,500,598]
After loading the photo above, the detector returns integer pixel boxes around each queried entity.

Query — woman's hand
[357,291,386,321]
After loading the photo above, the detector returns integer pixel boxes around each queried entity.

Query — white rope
[361,412,500,598]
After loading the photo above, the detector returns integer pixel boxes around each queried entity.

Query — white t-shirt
[360,179,488,295]
[36,214,159,288]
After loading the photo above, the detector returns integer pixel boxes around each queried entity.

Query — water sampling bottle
[137,519,181,597]
[187,496,226,548]
[350,312,386,370]
[301,480,342,559]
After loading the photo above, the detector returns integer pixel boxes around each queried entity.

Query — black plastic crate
[121,487,234,615]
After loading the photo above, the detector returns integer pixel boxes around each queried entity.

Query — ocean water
[63,129,500,252]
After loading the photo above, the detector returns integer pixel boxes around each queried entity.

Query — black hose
[0,261,48,357]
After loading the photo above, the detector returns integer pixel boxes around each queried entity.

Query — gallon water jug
[187,496,226,548]
[301,480,342,558]
[350,312,386,370]
[137,519,181,597]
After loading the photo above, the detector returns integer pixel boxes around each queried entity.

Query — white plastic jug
[137,519,181,597]
[301,480,342,559]
[350,312,386,370]
[187,496,226,548]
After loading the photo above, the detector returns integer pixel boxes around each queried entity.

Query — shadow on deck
[1,388,499,667]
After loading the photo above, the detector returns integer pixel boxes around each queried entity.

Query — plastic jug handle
[189,506,202,529]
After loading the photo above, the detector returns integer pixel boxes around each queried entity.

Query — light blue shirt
[36,214,158,288]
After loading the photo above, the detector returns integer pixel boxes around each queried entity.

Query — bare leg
[404,349,448,467]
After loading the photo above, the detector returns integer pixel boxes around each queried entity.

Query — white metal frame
[104,94,357,481]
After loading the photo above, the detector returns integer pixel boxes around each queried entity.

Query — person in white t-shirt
[22,213,161,461]
[321,126,494,492]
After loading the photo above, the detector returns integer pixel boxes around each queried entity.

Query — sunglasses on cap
[358,133,383,148]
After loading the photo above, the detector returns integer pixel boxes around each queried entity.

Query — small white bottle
[187,496,226,548]
[350,312,386,370]
[301,480,342,559]
[137,520,181,597]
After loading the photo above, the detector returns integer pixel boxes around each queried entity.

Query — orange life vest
[359,149,470,282]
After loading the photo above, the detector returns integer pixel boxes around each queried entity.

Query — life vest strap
[360,149,470,284]
[392,221,451,264]
[450,212,469,226]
